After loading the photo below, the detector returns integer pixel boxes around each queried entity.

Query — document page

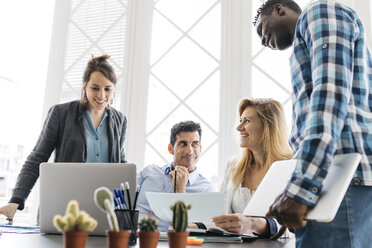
[145,192,225,222]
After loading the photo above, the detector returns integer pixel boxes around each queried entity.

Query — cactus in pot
[138,216,160,248]
[167,201,191,248]
[93,187,119,232]
[139,216,158,232]
[94,187,130,248]
[171,201,191,232]
[53,200,97,232]
[53,200,97,248]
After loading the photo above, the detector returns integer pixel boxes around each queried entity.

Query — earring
[83,93,88,104]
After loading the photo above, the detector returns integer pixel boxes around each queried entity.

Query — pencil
[174,167,178,193]
[125,182,132,211]
[133,185,140,210]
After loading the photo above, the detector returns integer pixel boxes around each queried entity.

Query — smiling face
[168,131,202,172]
[255,5,298,50]
[84,71,115,112]
[236,107,264,152]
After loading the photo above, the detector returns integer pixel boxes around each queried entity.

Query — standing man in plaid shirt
[254,0,372,247]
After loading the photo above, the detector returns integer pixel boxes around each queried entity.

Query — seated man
[137,120,215,231]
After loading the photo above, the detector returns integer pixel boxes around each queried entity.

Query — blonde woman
[195,98,292,239]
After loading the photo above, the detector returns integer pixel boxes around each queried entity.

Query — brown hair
[170,121,202,146]
[231,98,293,187]
[81,54,117,103]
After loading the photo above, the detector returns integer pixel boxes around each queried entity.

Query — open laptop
[39,163,136,235]
[243,153,361,222]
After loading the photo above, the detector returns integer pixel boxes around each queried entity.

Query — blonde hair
[231,98,293,188]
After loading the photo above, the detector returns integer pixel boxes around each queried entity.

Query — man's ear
[199,145,202,153]
[275,4,285,16]
[168,144,174,155]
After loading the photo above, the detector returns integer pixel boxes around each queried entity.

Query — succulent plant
[170,201,191,232]
[139,216,158,232]
[94,187,119,232]
[53,200,97,232]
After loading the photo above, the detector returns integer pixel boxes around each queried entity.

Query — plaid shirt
[285,0,372,207]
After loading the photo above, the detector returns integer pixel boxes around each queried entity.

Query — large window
[59,0,128,107]
[144,0,221,182]
[0,0,55,224]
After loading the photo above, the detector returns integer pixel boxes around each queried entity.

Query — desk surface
[0,233,295,248]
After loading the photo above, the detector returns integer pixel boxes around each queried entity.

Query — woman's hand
[188,223,198,229]
[0,203,19,224]
[212,213,252,234]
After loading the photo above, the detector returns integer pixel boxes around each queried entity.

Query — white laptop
[39,163,136,235]
[244,153,361,222]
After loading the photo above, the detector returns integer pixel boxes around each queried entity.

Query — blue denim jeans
[295,186,372,248]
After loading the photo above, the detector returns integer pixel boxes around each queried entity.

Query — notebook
[243,153,361,222]
[39,163,136,235]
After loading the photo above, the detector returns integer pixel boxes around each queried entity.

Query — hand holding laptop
[244,154,361,224]
[266,194,308,230]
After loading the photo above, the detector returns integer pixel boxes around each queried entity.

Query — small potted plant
[138,216,160,248]
[53,200,97,248]
[167,201,191,248]
[94,187,130,248]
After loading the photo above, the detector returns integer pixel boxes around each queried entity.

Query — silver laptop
[244,153,361,222]
[39,163,136,235]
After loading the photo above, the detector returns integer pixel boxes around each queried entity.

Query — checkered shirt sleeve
[285,0,372,206]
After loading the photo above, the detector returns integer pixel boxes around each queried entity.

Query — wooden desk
[0,233,295,248]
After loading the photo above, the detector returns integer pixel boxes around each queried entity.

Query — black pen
[133,185,140,210]
[125,181,132,211]
[174,167,178,193]
[120,183,128,210]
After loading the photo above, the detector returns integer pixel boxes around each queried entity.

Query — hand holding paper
[213,213,251,234]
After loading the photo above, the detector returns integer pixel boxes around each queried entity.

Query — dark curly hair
[253,0,302,26]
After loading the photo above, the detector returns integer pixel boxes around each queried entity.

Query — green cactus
[170,201,191,232]
[53,200,98,232]
[139,216,158,232]
[94,187,119,232]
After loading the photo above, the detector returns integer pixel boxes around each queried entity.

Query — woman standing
[0,55,127,223]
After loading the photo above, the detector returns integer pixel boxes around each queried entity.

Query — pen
[120,183,127,210]
[174,167,178,193]
[125,182,132,211]
[113,189,122,209]
[113,195,119,209]
[132,185,140,210]
[118,188,128,210]
[115,188,128,209]
[120,183,126,209]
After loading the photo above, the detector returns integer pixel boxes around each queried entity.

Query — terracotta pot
[138,231,160,248]
[106,230,131,248]
[167,231,189,248]
[63,231,89,248]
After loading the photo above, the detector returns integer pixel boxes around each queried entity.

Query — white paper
[145,192,225,222]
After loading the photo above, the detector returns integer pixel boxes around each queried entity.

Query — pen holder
[115,209,139,246]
